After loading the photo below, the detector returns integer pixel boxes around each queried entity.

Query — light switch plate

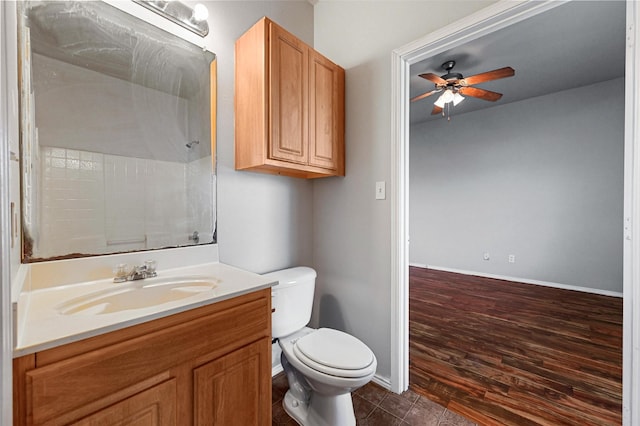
[375,181,386,200]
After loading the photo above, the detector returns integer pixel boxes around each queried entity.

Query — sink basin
[55,276,219,315]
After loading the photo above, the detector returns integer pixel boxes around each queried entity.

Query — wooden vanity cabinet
[13,289,272,426]
[235,17,345,178]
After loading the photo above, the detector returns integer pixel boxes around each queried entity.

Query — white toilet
[265,267,377,426]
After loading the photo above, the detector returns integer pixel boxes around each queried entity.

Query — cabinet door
[309,51,344,173]
[194,339,271,426]
[269,22,308,165]
[72,380,176,426]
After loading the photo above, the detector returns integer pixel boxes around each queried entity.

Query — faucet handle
[113,263,129,283]
[144,260,157,277]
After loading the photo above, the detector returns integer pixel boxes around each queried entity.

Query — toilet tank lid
[263,267,316,288]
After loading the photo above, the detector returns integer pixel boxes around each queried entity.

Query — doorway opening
[390,1,639,425]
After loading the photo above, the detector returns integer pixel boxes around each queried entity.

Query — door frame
[389,1,639,424]
[0,1,14,423]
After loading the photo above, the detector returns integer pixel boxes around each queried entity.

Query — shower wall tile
[187,156,215,244]
[39,147,195,258]
[104,154,146,249]
[144,159,188,246]
[39,147,105,258]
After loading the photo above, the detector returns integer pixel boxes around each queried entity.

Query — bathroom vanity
[13,257,274,425]
[13,289,271,425]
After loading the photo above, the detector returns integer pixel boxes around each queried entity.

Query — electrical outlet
[483,252,490,261]
[508,254,516,263]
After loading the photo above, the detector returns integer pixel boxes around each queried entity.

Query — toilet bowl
[265,267,377,426]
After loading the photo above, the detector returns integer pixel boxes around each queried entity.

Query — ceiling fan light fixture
[441,89,455,103]
[434,89,453,108]
[452,92,465,106]
[414,61,515,121]
[434,89,464,109]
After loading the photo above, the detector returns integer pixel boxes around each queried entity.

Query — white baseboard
[409,262,428,268]
[423,265,623,298]
[272,363,284,377]
[371,374,391,390]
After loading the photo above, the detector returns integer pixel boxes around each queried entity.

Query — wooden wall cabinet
[235,17,345,179]
[13,289,272,425]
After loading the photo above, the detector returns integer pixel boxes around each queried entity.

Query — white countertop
[14,262,277,357]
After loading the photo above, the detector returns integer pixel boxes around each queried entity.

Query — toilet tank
[264,267,316,338]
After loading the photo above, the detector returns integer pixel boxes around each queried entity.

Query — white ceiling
[409,1,626,125]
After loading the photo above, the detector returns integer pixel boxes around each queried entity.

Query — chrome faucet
[113,260,157,283]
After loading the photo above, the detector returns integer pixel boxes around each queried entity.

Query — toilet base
[283,389,356,426]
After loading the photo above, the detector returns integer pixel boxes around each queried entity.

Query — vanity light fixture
[133,0,210,37]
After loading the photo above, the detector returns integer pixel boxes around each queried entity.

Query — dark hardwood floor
[409,266,623,426]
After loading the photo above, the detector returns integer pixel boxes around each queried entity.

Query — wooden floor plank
[409,267,622,426]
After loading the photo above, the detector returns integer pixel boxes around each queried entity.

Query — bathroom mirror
[18,1,217,262]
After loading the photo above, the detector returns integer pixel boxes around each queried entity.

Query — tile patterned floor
[272,373,476,426]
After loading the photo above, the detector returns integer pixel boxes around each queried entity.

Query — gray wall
[409,78,624,293]
[203,1,315,273]
[312,0,496,383]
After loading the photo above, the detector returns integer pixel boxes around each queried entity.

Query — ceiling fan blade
[431,105,443,115]
[459,67,515,86]
[419,73,447,85]
[458,86,503,102]
[411,89,440,102]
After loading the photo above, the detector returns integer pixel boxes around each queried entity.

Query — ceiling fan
[412,60,515,117]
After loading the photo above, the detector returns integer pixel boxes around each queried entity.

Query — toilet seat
[292,328,375,378]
